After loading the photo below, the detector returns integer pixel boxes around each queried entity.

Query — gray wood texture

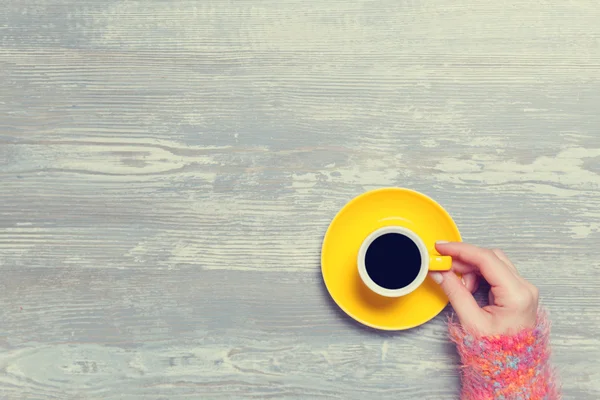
[1,1,599,398]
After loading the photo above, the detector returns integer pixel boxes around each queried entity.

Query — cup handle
[428,254,453,271]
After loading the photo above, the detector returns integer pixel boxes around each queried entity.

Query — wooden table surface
[2,1,599,398]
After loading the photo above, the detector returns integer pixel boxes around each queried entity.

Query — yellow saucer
[321,188,462,331]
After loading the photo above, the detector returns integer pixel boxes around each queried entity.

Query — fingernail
[436,240,449,245]
[461,277,466,286]
[430,272,444,284]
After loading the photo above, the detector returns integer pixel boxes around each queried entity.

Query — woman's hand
[429,242,539,335]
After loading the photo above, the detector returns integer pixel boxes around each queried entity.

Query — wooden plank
[2,0,600,398]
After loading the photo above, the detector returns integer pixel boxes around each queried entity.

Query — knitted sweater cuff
[449,309,560,400]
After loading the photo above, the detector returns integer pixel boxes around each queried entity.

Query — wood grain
[1,0,600,398]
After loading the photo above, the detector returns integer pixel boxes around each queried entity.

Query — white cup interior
[357,226,430,298]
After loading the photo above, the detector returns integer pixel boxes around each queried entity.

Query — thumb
[430,272,486,328]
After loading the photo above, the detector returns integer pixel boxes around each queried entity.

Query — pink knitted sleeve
[449,310,560,400]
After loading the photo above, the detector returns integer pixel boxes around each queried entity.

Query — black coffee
[365,233,422,290]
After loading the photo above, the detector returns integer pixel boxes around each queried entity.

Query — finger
[451,254,514,293]
[491,249,518,273]
[430,271,486,328]
[447,261,480,292]
[453,250,525,293]
[462,273,480,293]
[436,242,517,287]
[489,250,534,291]
[449,259,478,274]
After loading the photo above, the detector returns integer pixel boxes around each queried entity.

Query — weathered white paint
[1,0,600,398]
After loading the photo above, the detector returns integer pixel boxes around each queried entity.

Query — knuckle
[513,287,538,307]
[491,249,505,258]
[530,285,540,300]
[484,249,500,263]
[483,248,496,258]
[517,297,531,308]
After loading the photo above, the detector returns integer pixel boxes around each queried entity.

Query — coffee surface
[365,233,422,290]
